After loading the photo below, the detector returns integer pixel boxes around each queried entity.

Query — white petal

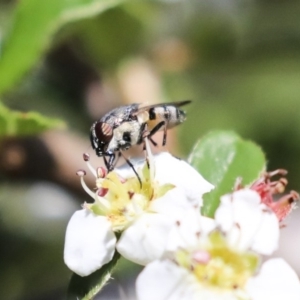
[166,210,216,253]
[246,258,300,300]
[154,153,214,206]
[215,189,279,254]
[136,260,201,300]
[117,213,173,265]
[64,209,116,276]
[166,209,202,252]
[150,187,194,218]
[136,260,239,300]
[200,216,217,234]
[149,188,215,252]
[216,189,261,232]
[250,210,279,255]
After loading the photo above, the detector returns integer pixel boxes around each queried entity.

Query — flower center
[78,152,174,231]
[175,232,259,293]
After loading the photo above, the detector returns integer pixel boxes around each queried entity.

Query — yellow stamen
[176,232,259,293]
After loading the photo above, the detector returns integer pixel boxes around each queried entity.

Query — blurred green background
[1,0,300,299]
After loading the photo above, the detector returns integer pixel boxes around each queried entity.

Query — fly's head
[90,122,113,157]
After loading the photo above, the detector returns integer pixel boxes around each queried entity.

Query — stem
[66,251,121,300]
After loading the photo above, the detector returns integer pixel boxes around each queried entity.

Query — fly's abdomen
[148,105,186,129]
[167,105,186,128]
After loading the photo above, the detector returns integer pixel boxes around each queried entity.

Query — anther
[98,188,108,197]
[271,179,287,194]
[269,191,299,221]
[274,182,285,194]
[192,250,210,264]
[279,178,288,186]
[83,153,90,161]
[76,169,86,176]
[97,167,107,178]
[82,152,97,177]
[290,190,299,202]
[268,169,288,178]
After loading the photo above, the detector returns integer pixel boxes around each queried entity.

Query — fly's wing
[101,103,140,128]
[133,100,191,133]
[133,100,191,115]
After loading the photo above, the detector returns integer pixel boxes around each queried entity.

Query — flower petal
[246,258,300,300]
[154,153,214,206]
[64,209,116,276]
[216,189,261,232]
[136,260,201,300]
[215,189,279,254]
[250,209,279,255]
[150,187,194,218]
[166,210,216,253]
[117,213,173,265]
[136,259,238,300]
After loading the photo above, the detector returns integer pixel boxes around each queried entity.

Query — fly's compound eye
[94,122,113,145]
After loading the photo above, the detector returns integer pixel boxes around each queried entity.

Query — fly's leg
[107,153,116,171]
[142,131,157,149]
[150,137,157,146]
[140,123,156,151]
[148,121,166,146]
[162,124,167,146]
[103,153,116,172]
[142,121,166,150]
[112,152,122,169]
[103,155,110,170]
[120,151,142,187]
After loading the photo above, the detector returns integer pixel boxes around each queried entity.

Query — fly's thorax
[107,121,141,152]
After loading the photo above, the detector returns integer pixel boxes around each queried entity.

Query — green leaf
[188,131,266,218]
[66,251,120,300]
[0,0,123,95]
[0,102,65,136]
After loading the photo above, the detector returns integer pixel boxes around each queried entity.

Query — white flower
[136,189,300,300]
[64,146,213,276]
[215,189,280,255]
[136,257,300,300]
